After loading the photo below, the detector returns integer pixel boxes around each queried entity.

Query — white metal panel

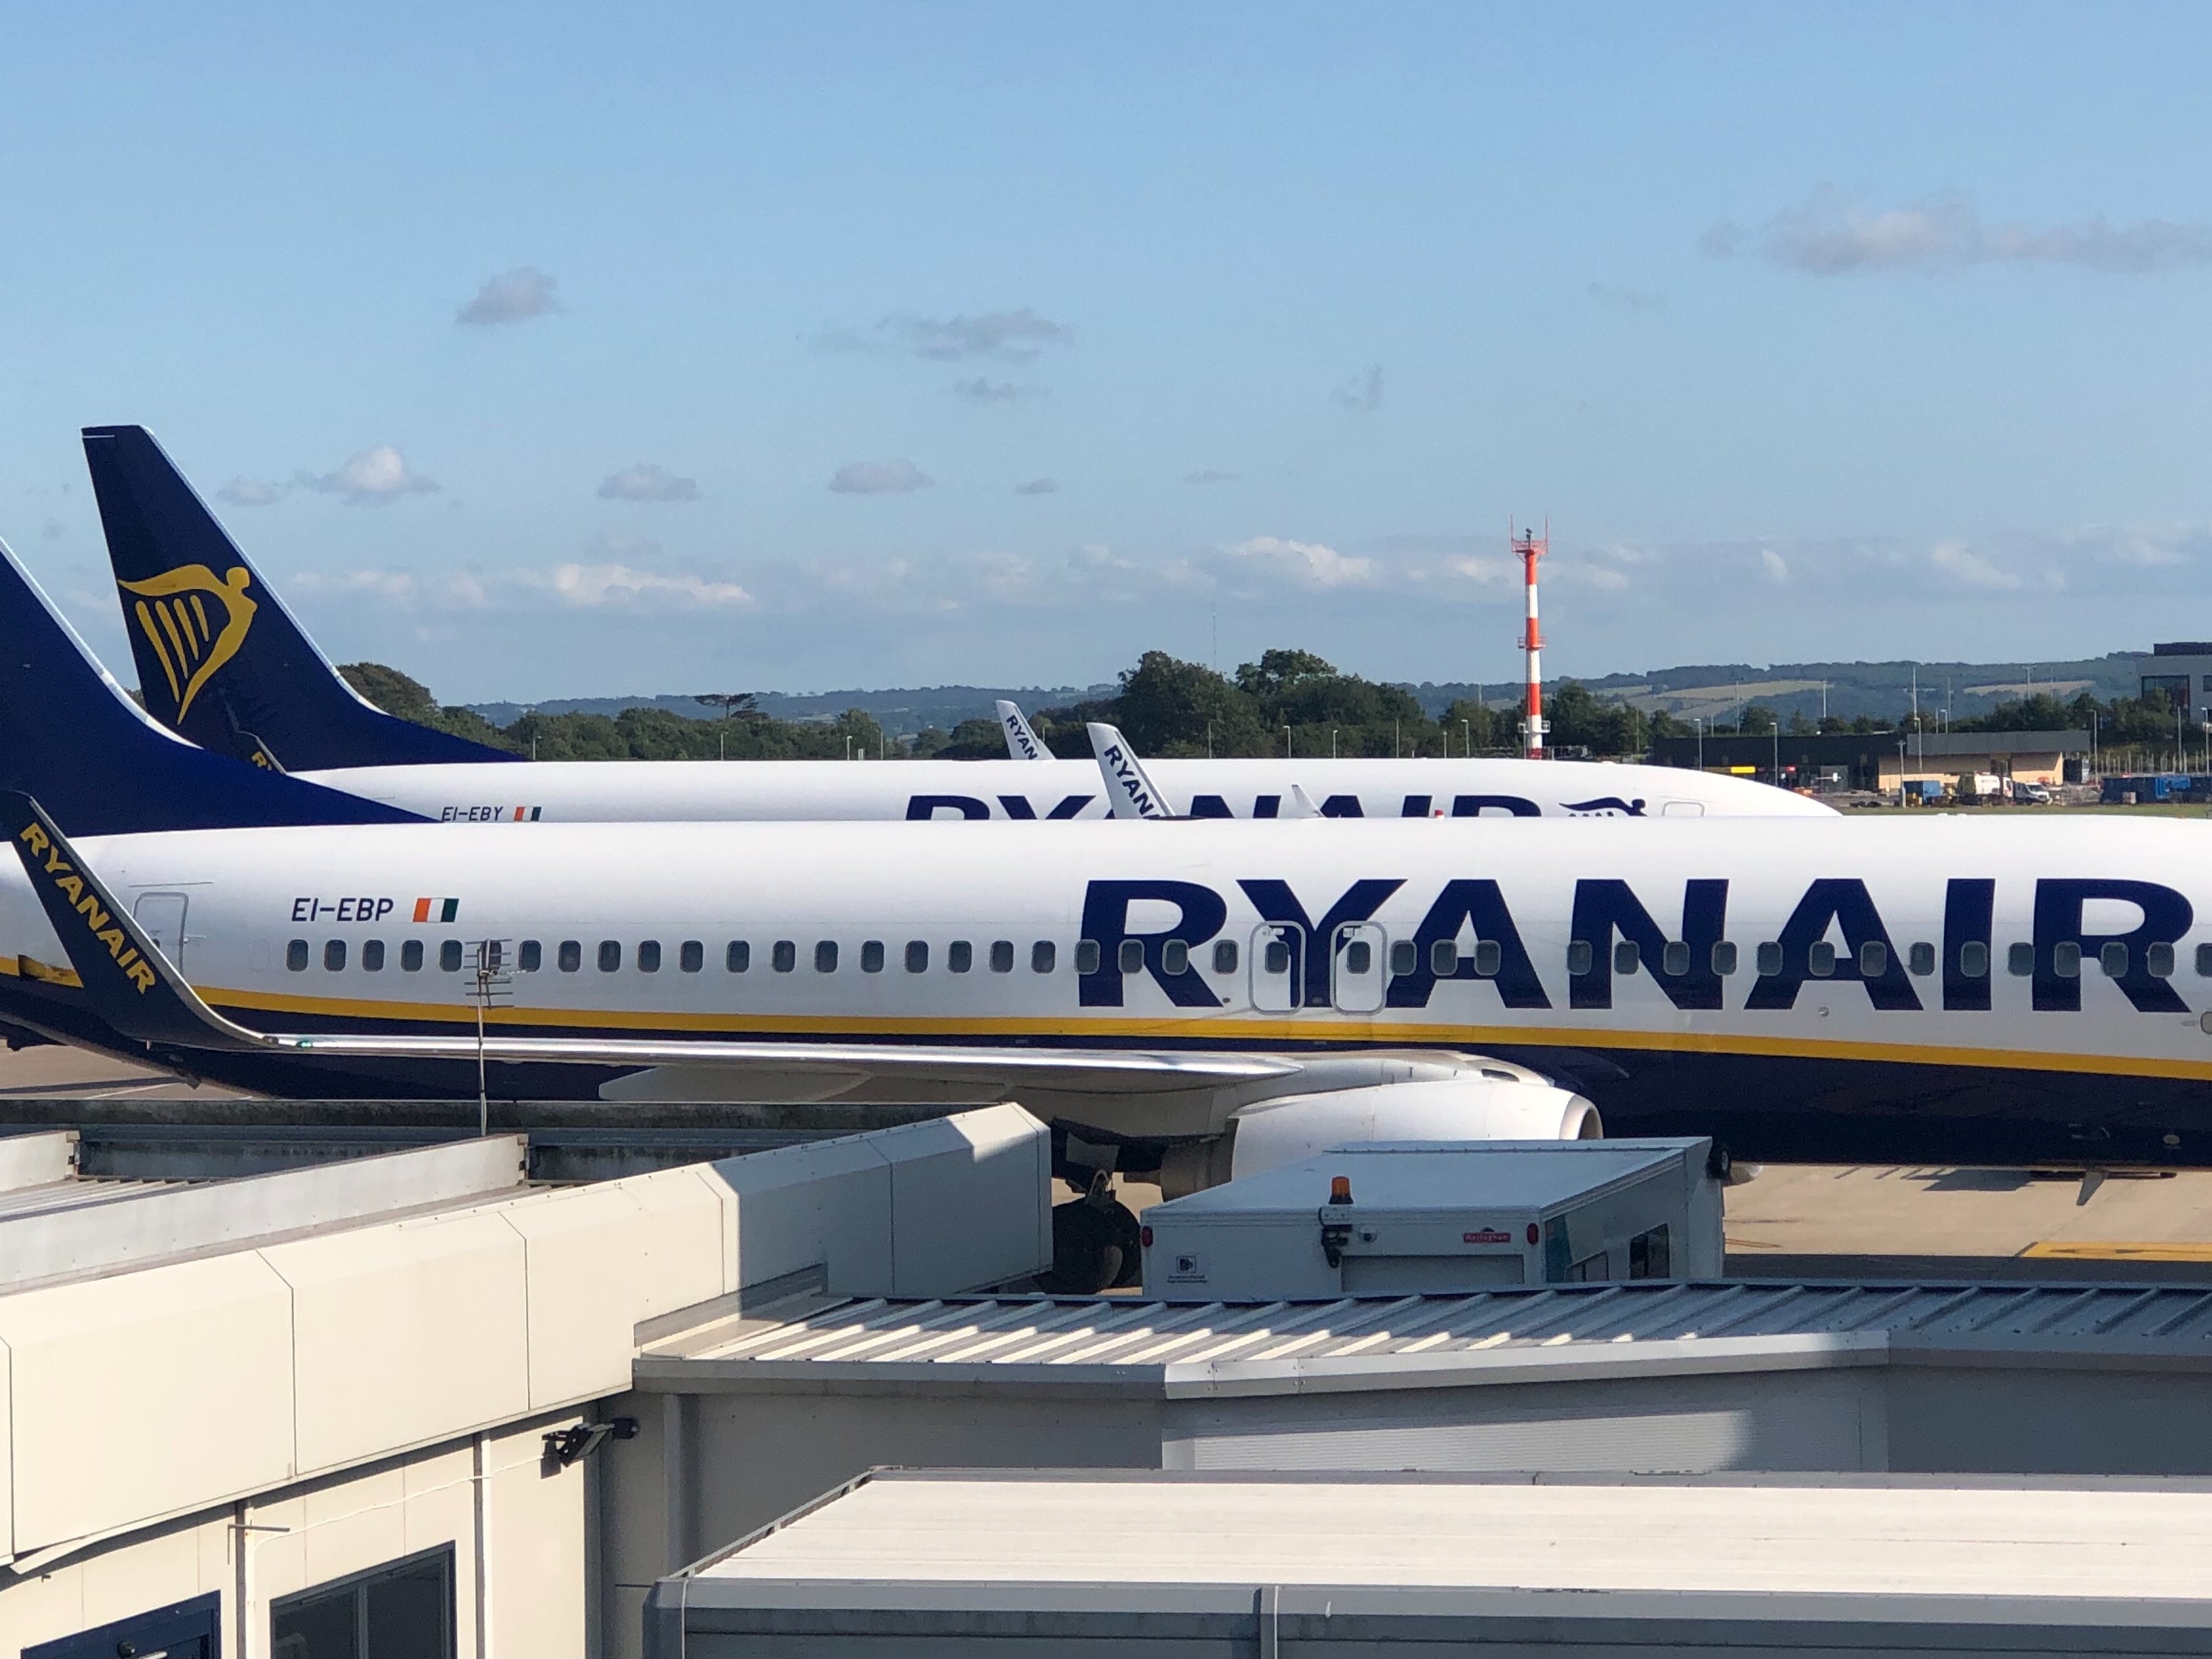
[882,1105,1051,1298]
[0,1335,10,1557]
[695,1473,2212,1601]
[266,1210,530,1473]
[0,1132,73,1193]
[710,1136,892,1296]
[0,1252,294,1551]
[501,1185,649,1408]
[625,1167,738,1317]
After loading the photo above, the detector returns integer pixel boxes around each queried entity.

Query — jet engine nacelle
[1222,1077,1601,1185]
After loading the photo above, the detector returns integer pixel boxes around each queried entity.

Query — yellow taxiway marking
[2021,1241,2212,1263]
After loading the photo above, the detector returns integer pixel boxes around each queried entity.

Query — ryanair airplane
[82,425,1833,825]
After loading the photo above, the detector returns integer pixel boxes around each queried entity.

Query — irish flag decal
[412,897,461,924]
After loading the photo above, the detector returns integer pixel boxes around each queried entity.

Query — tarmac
[8,1047,2212,1282]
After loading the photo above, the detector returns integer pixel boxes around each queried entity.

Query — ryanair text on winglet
[14,821,158,993]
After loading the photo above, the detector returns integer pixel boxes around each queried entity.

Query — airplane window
[1162,940,1190,975]
[2150,942,2176,979]
[1474,940,1502,977]
[773,940,796,973]
[2197,942,2212,977]
[2051,941,2080,978]
[1390,941,1417,976]
[950,940,974,973]
[1613,940,1639,975]
[286,940,309,972]
[403,940,426,972]
[905,940,928,973]
[598,940,622,972]
[815,941,838,972]
[2008,942,2034,976]
[1264,940,1291,975]
[1662,940,1690,977]
[2101,941,2128,977]
[1032,941,1055,973]
[1212,940,1237,974]
[1858,941,1887,977]
[990,940,1014,973]
[518,940,540,972]
[558,940,581,972]
[862,940,885,973]
[442,940,465,972]
[638,941,662,973]
[679,940,702,972]
[1566,941,1593,977]
[1807,941,1835,978]
[727,940,749,972]
[1116,940,1142,975]
[1959,941,1988,978]
[1755,941,1781,977]
[1711,942,1738,976]
[324,940,346,972]
[1906,942,1934,976]
[363,940,386,972]
[1343,940,1371,975]
[1076,940,1101,975]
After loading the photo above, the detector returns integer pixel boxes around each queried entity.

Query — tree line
[340,653,2176,765]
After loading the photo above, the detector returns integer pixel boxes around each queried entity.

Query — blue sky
[4,3,2211,701]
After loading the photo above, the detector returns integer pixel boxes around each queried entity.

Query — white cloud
[952,378,1045,403]
[1331,366,1384,412]
[1709,187,2212,276]
[1585,281,1666,312]
[1929,539,2022,590]
[1182,469,1237,486]
[546,563,754,609]
[817,308,1071,363]
[597,463,700,503]
[1013,477,1060,495]
[1221,536,1376,589]
[304,446,440,505]
[828,459,933,494]
[217,477,282,508]
[456,267,563,325]
[1760,548,1790,582]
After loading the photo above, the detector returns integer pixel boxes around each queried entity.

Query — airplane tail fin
[0,538,419,835]
[996,700,1050,761]
[81,425,518,769]
[0,791,262,1051]
[1087,722,1177,819]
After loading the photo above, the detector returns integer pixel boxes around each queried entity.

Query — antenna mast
[1515,521,1548,759]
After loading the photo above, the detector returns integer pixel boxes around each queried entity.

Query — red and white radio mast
[1515,521,1548,759]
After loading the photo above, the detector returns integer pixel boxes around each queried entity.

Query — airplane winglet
[1284,783,1322,820]
[996,700,1050,761]
[1087,722,1176,819]
[0,791,262,1051]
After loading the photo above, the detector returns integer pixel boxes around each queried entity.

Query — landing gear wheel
[1042,1199,1122,1293]
[1105,1199,1143,1288]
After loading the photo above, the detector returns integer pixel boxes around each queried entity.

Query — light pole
[1694,717,1704,772]
[1284,724,1292,759]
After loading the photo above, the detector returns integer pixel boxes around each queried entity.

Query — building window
[23,1592,221,1659]
[269,1545,455,1659]
[440,940,464,972]
[287,939,309,972]
[402,939,425,972]
[638,940,662,973]
[1628,1224,1671,1280]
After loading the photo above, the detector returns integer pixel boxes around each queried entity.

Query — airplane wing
[995,700,1050,761]
[1087,722,1176,820]
[1,790,1295,1088]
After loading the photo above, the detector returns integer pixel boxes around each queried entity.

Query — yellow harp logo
[118,564,258,721]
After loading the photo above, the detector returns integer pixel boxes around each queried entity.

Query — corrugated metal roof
[640,1280,2212,1383]
[0,1175,180,1223]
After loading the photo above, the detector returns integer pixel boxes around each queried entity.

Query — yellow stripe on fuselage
[187,981,2212,1082]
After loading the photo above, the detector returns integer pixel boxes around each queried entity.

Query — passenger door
[1331,922,1386,1014]
[132,892,189,969]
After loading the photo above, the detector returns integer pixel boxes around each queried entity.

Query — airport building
[1646,728,2091,792]
[2141,641,2212,721]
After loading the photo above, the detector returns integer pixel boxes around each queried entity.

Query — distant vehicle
[2010,780,2053,805]
[1958,774,2005,802]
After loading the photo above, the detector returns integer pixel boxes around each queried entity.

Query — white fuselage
[2,813,2205,1163]
[296,755,1835,824]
